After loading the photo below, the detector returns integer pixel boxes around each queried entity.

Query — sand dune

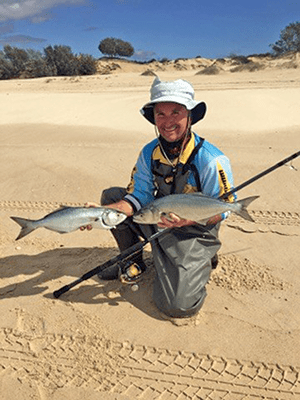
[0,61,299,399]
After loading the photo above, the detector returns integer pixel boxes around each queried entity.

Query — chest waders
[142,137,220,318]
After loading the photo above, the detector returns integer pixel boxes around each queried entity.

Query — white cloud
[0,33,46,43]
[0,0,87,21]
[30,12,53,23]
[0,22,14,34]
[83,26,98,32]
[134,50,157,61]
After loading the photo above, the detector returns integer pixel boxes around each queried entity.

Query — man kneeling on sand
[84,77,235,319]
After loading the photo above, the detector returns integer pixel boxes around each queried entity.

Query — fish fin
[41,206,70,219]
[10,216,36,240]
[236,196,259,222]
[43,227,69,234]
[47,205,70,216]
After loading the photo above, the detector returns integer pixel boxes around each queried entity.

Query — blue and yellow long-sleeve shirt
[124,132,235,218]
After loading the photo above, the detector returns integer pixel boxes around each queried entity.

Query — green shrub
[77,54,97,75]
[196,65,220,75]
[0,45,29,78]
[44,45,80,76]
[3,45,28,75]
[44,45,98,76]
[98,37,134,58]
[0,57,15,79]
[23,58,56,78]
[270,21,300,55]
[230,62,264,73]
[230,55,250,64]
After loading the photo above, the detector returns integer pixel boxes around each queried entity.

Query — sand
[0,58,300,399]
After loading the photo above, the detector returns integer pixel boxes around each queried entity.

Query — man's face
[154,102,189,142]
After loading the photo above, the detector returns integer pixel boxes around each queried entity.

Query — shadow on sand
[0,246,164,320]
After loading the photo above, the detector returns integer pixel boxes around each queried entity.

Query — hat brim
[140,100,206,125]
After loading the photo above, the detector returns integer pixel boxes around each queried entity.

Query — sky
[0,0,299,61]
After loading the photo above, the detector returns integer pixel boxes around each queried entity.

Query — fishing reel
[118,261,143,292]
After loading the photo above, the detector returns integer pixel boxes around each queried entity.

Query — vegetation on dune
[98,37,134,58]
[270,21,300,55]
[0,44,97,80]
[196,65,220,75]
[0,22,299,81]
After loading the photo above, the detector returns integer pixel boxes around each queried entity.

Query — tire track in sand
[1,200,300,226]
[0,328,299,399]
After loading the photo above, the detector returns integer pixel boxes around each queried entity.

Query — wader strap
[185,137,205,165]
[182,137,205,192]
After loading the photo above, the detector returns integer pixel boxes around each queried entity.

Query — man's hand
[80,202,100,231]
[205,214,223,226]
[80,200,133,232]
[157,213,223,228]
[157,213,196,229]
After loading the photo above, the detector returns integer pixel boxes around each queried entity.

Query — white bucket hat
[140,77,206,125]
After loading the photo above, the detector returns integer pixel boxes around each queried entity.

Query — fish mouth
[133,214,146,223]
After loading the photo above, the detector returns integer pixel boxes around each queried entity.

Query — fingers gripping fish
[11,206,127,240]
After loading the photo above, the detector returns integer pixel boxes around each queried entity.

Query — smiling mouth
[163,126,177,132]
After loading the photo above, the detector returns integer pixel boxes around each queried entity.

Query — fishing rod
[219,150,300,200]
[53,228,170,298]
[53,150,299,299]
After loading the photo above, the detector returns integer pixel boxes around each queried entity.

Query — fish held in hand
[11,206,127,240]
[133,193,259,225]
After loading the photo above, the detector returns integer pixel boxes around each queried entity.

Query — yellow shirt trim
[152,133,196,165]
[217,161,235,202]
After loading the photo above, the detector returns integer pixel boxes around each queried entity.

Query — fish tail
[235,196,259,222]
[10,216,37,240]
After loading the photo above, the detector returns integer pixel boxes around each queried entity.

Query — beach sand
[0,62,300,399]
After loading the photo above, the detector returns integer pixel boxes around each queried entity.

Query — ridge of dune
[95,51,300,75]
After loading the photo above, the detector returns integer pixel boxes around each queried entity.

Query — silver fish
[11,206,127,240]
[133,193,259,225]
